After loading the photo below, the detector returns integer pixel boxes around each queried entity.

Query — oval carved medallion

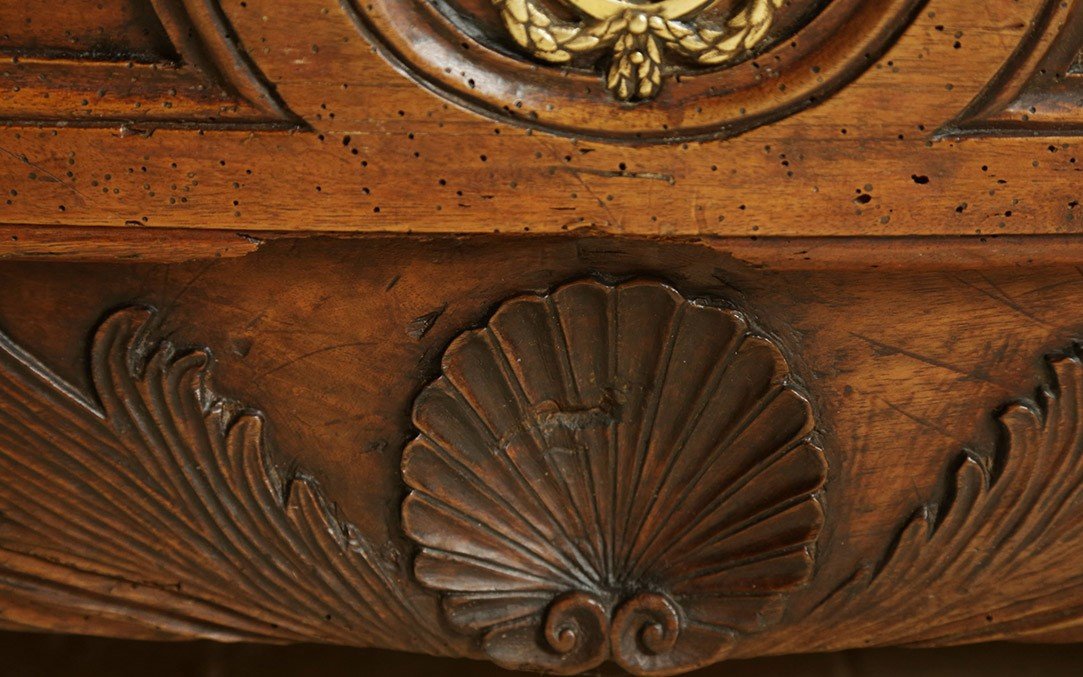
[348,0,923,141]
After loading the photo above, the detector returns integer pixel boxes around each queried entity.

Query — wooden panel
[0,237,1082,673]
[0,0,1077,237]
[0,0,1080,674]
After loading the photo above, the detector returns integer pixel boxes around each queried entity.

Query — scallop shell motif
[402,279,826,676]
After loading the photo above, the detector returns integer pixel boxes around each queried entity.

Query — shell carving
[402,279,827,675]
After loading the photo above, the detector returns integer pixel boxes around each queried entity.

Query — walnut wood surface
[0,0,1078,237]
[1,0,1082,674]
[0,238,1082,673]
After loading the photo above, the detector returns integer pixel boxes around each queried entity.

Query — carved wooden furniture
[0,1,1082,675]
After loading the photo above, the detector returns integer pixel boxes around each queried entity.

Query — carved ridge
[150,0,295,122]
[0,0,300,128]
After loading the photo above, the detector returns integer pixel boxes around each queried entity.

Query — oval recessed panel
[347,0,923,142]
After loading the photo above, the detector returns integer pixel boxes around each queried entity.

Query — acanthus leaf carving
[0,307,447,653]
[781,345,1083,651]
[401,279,828,676]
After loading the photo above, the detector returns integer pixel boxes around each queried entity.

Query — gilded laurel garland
[491,0,784,100]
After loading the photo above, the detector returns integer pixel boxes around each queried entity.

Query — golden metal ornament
[490,0,784,101]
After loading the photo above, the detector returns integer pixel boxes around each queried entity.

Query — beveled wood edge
[0,225,263,262]
[6,225,1083,270]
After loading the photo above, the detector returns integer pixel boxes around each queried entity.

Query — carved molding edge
[401,279,828,675]
[941,0,1083,137]
[348,0,924,142]
[149,0,298,124]
[0,307,445,652]
[0,0,300,129]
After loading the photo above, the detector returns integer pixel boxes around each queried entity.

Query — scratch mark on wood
[554,166,677,185]
[253,341,377,381]
[870,392,968,445]
[952,273,1054,328]
[162,260,217,315]
[850,332,1015,393]
[407,304,447,340]
[0,145,89,204]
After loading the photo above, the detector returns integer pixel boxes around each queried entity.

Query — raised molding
[943,0,1083,136]
[348,0,924,142]
[0,0,298,128]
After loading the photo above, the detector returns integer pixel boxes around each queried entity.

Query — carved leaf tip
[790,342,1083,651]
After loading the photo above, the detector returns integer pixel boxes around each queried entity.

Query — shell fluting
[402,279,827,675]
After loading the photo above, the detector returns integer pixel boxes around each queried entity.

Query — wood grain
[0,224,262,262]
[0,305,449,653]
[0,0,1078,237]
[0,238,1082,672]
[1,0,1082,673]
